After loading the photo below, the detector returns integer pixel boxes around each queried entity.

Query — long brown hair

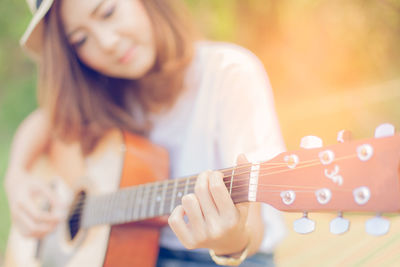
[39,0,195,154]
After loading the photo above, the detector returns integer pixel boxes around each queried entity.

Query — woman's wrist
[209,227,251,266]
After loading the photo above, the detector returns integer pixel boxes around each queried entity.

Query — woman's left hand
[168,155,251,255]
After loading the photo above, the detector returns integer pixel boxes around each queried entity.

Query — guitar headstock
[255,123,400,235]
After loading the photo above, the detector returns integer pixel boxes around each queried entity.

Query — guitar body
[5,130,169,267]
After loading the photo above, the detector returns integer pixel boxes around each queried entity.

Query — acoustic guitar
[4,124,400,266]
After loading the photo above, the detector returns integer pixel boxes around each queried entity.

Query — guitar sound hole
[67,190,86,241]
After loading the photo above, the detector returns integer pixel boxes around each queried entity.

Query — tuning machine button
[374,123,395,138]
[300,136,323,149]
[365,214,390,236]
[337,130,352,143]
[330,212,350,235]
[293,212,315,234]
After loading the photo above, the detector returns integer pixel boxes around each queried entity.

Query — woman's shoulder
[193,41,264,71]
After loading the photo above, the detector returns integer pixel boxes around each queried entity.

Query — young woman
[5,0,286,266]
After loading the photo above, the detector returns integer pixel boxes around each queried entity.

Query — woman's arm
[5,109,51,180]
[4,109,63,238]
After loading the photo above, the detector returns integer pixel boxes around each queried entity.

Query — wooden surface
[275,212,400,267]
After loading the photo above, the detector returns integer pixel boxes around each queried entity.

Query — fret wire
[99,195,105,225]
[118,190,125,222]
[114,190,121,223]
[81,197,89,227]
[133,186,142,220]
[110,192,116,223]
[81,197,88,227]
[114,191,121,223]
[184,176,189,195]
[149,182,157,218]
[93,196,100,226]
[147,184,154,218]
[102,194,109,225]
[127,187,136,222]
[154,183,162,217]
[97,195,104,225]
[122,189,129,223]
[111,191,119,223]
[112,192,120,224]
[173,179,184,210]
[159,181,167,217]
[139,185,146,220]
[229,167,235,195]
[169,179,178,213]
[96,196,102,225]
[177,179,186,205]
[88,197,94,226]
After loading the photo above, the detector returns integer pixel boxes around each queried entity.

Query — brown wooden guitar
[4,124,400,266]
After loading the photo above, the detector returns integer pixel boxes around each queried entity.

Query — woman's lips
[119,46,136,64]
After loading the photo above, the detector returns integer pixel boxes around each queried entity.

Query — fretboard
[81,164,255,228]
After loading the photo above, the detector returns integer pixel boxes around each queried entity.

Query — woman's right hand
[6,172,64,238]
[4,109,63,238]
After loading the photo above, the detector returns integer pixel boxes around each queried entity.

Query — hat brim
[20,0,54,61]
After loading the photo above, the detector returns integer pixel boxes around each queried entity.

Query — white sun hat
[20,0,55,60]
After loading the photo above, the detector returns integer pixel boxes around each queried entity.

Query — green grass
[0,73,37,254]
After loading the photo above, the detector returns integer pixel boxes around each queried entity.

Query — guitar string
[69,185,355,226]
[118,153,356,198]
[68,157,329,215]
[74,178,355,222]
[69,154,358,221]
[68,151,356,219]
[71,151,360,225]
[81,152,356,210]
[92,153,356,206]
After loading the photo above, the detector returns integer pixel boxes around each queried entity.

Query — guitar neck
[77,131,400,228]
[81,164,255,228]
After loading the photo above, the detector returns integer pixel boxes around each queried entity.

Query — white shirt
[149,41,286,253]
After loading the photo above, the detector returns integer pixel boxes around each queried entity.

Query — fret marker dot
[156,196,161,202]
[177,192,182,198]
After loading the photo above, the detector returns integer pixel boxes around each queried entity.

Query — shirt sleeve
[214,45,287,253]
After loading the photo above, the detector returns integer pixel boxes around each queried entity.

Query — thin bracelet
[209,231,251,266]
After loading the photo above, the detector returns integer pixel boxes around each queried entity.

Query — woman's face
[61,0,156,79]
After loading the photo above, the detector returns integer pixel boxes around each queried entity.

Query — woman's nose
[95,29,118,53]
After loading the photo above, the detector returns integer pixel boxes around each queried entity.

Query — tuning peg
[293,212,315,234]
[330,212,350,235]
[300,136,323,149]
[365,214,390,236]
[337,130,352,143]
[375,123,395,138]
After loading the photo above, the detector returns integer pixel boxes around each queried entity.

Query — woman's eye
[102,5,116,19]
[73,36,87,48]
